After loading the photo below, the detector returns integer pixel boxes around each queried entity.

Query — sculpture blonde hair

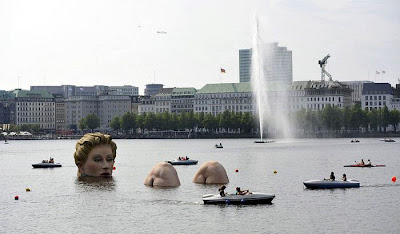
[74,132,117,166]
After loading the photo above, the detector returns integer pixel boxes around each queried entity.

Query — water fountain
[251,18,293,143]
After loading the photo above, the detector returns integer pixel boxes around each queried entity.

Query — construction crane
[318,54,332,82]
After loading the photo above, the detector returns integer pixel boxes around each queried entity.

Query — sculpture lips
[100,172,111,177]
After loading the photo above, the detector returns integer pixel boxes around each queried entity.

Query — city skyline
[1,0,399,94]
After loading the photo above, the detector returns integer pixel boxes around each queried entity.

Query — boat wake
[361,183,400,188]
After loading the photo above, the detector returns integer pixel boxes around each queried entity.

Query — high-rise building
[239,42,292,84]
[144,84,164,96]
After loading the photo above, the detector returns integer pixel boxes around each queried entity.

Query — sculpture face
[144,162,180,187]
[78,144,114,177]
[193,161,229,184]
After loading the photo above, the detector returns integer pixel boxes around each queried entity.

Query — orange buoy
[113,166,116,170]
[15,195,19,200]
[235,169,239,172]
[392,176,397,182]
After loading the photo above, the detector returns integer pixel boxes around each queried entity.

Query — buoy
[274,170,277,174]
[113,166,116,170]
[14,195,19,200]
[26,188,30,192]
[235,169,239,172]
[392,176,397,182]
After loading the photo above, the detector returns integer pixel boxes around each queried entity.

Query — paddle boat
[167,156,198,165]
[203,192,275,205]
[303,179,360,189]
[32,162,62,168]
[344,163,385,167]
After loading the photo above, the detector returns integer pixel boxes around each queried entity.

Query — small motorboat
[167,158,198,165]
[380,138,395,142]
[32,163,62,168]
[384,139,395,142]
[203,192,275,205]
[215,144,223,148]
[344,164,386,167]
[254,140,274,143]
[303,179,360,189]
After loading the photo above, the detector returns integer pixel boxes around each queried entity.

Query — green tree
[219,110,231,132]
[79,118,87,131]
[20,124,30,132]
[321,104,335,131]
[342,106,351,131]
[161,112,171,130]
[389,109,400,133]
[186,111,196,130]
[231,112,241,133]
[349,104,363,131]
[121,112,136,134]
[143,112,156,130]
[380,106,390,132]
[240,112,253,133]
[368,108,379,132]
[170,113,179,130]
[110,116,121,133]
[196,112,205,130]
[31,124,41,134]
[136,113,145,132]
[85,113,100,131]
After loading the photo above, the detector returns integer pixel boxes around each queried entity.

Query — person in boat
[219,185,227,197]
[74,132,117,177]
[178,157,181,160]
[342,174,347,181]
[144,162,180,187]
[42,159,48,163]
[49,157,54,163]
[219,143,222,146]
[366,159,371,166]
[235,187,251,195]
[193,161,229,184]
[360,159,365,165]
[329,172,335,181]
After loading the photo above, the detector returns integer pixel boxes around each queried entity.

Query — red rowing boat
[343,164,386,167]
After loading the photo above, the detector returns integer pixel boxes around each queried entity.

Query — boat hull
[203,192,275,205]
[303,179,360,189]
[344,164,385,167]
[167,159,198,165]
[32,163,62,168]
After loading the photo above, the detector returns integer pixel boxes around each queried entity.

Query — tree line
[292,104,399,133]
[4,104,398,135]
[79,104,400,135]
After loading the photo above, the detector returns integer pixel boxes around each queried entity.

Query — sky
[0,0,399,94]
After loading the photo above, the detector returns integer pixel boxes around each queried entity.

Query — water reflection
[75,177,116,191]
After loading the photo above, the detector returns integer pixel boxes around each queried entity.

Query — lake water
[1,138,399,233]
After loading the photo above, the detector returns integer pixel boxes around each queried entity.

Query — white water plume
[251,17,293,140]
